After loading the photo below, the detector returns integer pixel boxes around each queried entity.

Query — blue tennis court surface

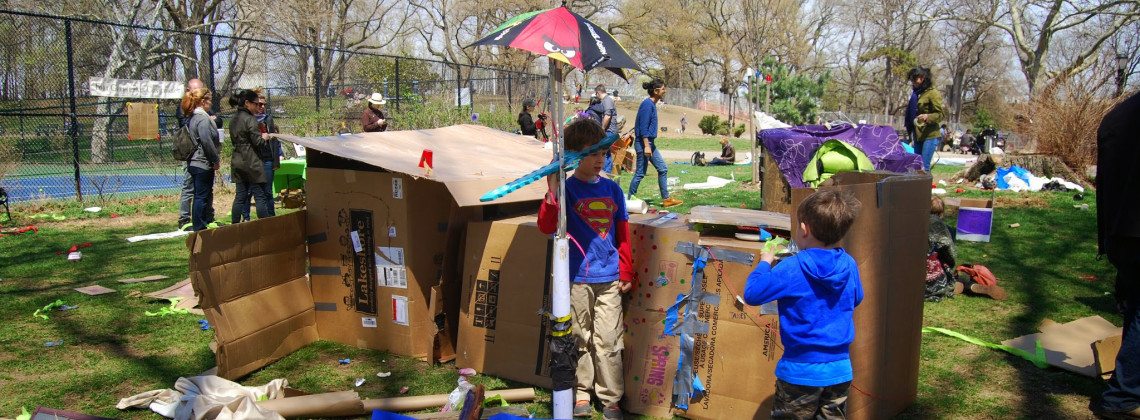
[2,173,182,202]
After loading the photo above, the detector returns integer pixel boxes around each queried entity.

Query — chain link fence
[0,10,547,204]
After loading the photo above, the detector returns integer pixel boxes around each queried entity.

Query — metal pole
[508,72,513,113]
[65,19,82,202]
[456,64,462,112]
[394,58,400,111]
[548,57,572,420]
[206,33,218,115]
[313,47,321,112]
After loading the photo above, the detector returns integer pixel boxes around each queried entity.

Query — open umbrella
[469,5,641,419]
[470,5,642,78]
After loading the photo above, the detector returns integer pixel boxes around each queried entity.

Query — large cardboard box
[623,215,783,420]
[457,216,553,388]
[188,125,551,379]
[790,171,930,420]
[956,198,994,242]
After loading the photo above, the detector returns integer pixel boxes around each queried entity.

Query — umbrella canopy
[469,6,641,78]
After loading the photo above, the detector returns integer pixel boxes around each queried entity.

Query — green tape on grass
[922,326,1047,369]
[33,299,65,319]
[145,297,191,317]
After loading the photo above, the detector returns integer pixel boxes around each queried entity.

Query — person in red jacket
[538,119,632,419]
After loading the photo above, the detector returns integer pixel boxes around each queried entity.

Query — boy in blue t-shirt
[743,189,864,419]
[538,119,633,419]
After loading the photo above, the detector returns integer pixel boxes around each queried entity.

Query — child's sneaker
[573,400,592,417]
[602,404,624,420]
[662,197,683,207]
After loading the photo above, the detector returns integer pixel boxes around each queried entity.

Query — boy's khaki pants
[571,281,625,407]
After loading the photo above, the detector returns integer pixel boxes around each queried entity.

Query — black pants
[1101,237,1140,412]
[772,379,850,420]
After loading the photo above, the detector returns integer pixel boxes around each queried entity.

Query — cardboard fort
[187,125,551,380]
[458,171,928,419]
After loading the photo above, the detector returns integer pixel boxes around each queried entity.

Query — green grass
[0,139,1115,419]
[653,136,753,154]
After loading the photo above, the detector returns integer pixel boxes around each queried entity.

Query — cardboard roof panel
[277,125,551,205]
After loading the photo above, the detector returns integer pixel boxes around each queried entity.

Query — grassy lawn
[0,147,1116,419]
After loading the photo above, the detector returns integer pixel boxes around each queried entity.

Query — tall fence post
[507,73,513,113]
[65,19,82,202]
[394,58,400,112]
[206,33,218,114]
[456,64,462,112]
[313,47,321,112]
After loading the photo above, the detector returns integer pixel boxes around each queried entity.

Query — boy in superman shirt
[743,189,864,419]
[538,119,633,419]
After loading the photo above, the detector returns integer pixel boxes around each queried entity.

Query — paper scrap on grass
[683,175,734,190]
[922,327,1047,368]
[75,285,117,295]
[127,230,190,243]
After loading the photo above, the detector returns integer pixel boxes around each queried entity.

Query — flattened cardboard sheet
[1001,316,1123,378]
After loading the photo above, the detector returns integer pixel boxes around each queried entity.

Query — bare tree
[949,0,1140,94]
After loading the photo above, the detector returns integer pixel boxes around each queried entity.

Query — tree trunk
[953,153,1091,188]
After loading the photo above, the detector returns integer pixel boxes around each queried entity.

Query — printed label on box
[392,295,409,326]
[392,178,404,199]
[472,269,501,330]
[362,317,377,328]
[375,247,408,289]
[350,230,362,253]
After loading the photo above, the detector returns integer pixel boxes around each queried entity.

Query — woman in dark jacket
[518,99,537,137]
[229,89,273,223]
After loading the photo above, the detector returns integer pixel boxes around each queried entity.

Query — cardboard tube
[361,387,536,412]
[626,198,648,214]
[256,391,366,418]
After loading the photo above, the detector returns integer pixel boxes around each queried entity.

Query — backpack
[171,125,198,161]
[691,151,707,166]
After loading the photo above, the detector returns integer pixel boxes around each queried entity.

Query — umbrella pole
[548,57,575,420]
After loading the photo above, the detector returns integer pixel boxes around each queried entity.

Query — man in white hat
[361,92,389,132]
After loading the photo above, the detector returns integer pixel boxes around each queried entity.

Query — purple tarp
[759,123,924,188]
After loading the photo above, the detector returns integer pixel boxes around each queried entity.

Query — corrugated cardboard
[956,198,994,242]
[790,171,930,420]
[188,125,549,378]
[457,216,553,388]
[187,211,319,380]
[127,102,158,141]
[623,218,783,420]
[1001,316,1123,378]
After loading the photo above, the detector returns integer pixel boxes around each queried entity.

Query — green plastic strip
[922,327,1048,369]
[33,299,65,320]
[761,237,790,255]
[16,406,30,420]
[483,394,510,408]
[145,297,191,317]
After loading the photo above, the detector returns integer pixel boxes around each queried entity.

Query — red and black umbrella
[469,6,642,78]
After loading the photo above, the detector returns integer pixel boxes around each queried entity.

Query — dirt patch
[611,100,732,139]
[995,194,1049,208]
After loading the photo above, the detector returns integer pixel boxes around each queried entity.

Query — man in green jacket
[908,67,943,171]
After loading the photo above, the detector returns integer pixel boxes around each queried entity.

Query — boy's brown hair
[930,196,944,216]
[797,189,862,246]
[563,118,604,152]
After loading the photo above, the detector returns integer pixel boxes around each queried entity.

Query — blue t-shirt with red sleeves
[563,175,627,283]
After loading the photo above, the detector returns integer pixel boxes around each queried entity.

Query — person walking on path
[628,78,682,207]
[361,93,389,132]
[908,67,943,171]
[1091,91,1140,420]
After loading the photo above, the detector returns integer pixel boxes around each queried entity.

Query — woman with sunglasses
[228,89,274,223]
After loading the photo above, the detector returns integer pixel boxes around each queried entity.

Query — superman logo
[575,197,617,238]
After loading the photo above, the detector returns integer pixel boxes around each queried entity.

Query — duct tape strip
[310,266,341,276]
[313,302,338,312]
[550,313,573,337]
[307,232,328,244]
[664,247,719,410]
[675,241,755,265]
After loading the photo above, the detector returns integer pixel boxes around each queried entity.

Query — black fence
[0,10,548,204]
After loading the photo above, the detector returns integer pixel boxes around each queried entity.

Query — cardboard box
[790,171,930,420]
[956,198,994,242]
[189,125,551,379]
[457,216,553,388]
[623,216,784,420]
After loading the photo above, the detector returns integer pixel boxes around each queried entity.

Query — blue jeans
[232,178,274,224]
[241,161,277,222]
[179,163,193,223]
[920,137,940,171]
[187,166,215,231]
[1101,244,1140,412]
[629,138,669,199]
[603,152,614,173]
